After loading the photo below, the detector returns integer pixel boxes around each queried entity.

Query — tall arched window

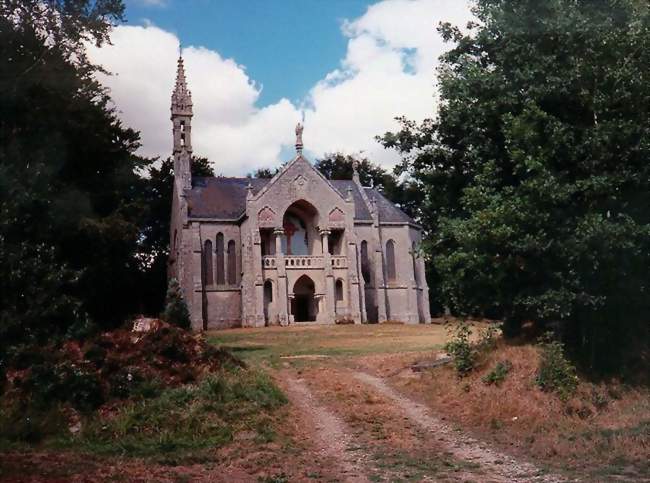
[360,240,371,284]
[227,240,237,285]
[263,279,273,324]
[412,242,419,285]
[386,239,396,282]
[202,240,213,285]
[335,279,344,302]
[216,233,225,284]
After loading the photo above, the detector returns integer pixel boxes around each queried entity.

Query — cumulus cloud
[87,25,300,175]
[303,0,473,168]
[88,0,472,175]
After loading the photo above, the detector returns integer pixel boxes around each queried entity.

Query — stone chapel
[168,56,431,330]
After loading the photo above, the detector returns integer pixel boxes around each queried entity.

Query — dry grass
[295,366,483,482]
[394,342,650,480]
[207,323,450,364]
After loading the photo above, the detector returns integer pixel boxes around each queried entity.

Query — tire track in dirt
[354,371,567,483]
[283,374,369,483]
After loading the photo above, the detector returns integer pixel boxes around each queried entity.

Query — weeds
[444,321,500,377]
[482,360,512,386]
[535,333,578,400]
[444,321,475,376]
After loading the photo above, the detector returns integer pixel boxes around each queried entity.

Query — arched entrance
[292,274,317,322]
[282,200,319,255]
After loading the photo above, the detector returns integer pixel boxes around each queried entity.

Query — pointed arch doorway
[292,274,317,322]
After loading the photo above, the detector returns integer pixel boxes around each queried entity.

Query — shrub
[0,358,5,396]
[477,323,499,352]
[482,360,512,386]
[84,344,107,367]
[444,321,475,376]
[20,361,104,412]
[163,278,191,330]
[0,404,66,444]
[535,333,579,400]
[60,365,104,412]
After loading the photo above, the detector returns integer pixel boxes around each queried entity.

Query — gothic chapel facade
[168,57,431,330]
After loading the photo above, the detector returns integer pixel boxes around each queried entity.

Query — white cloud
[136,0,168,7]
[87,25,300,175]
[303,0,473,168]
[88,0,473,175]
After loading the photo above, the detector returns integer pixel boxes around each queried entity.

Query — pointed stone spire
[171,55,193,116]
[171,52,193,191]
[295,122,304,154]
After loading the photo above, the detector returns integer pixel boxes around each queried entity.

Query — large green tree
[381,0,650,374]
[0,0,150,343]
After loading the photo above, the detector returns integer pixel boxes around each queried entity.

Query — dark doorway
[294,295,311,322]
[293,274,316,322]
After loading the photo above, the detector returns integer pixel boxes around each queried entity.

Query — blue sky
[125,0,373,106]
[91,1,473,175]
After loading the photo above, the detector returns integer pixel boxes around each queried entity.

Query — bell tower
[171,54,193,190]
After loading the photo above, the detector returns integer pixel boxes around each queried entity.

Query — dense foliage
[0,0,218,346]
[0,0,148,345]
[381,0,650,374]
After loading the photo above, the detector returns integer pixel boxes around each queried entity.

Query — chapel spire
[171,53,193,190]
[171,55,193,117]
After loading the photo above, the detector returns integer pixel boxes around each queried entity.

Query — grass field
[207,323,450,365]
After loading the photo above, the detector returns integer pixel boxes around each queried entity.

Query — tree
[0,0,150,343]
[249,167,278,179]
[162,278,191,330]
[381,0,650,374]
[314,153,418,219]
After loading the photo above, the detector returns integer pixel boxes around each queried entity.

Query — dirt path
[353,371,564,483]
[283,374,369,482]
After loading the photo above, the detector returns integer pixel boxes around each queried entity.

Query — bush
[444,321,475,376]
[477,323,499,352]
[20,361,104,412]
[84,344,107,367]
[535,333,579,400]
[445,321,501,377]
[0,405,66,444]
[163,278,191,330]
[482,360,512,386]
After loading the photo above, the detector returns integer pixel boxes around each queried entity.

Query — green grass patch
[1,368,287,463]
[77,368,286,458]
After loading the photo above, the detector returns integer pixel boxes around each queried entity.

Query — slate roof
[186,176,415,225]
[330,180,371,221]
[364,188,414,224]
[188,177,268,219]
